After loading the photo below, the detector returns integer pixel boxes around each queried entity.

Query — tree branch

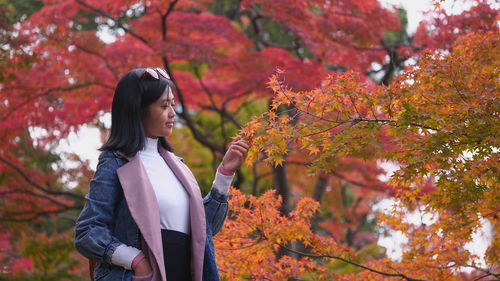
[0,155,85,201]
[199,105,242,128]
[1,83,93,121]
[160,0,179,41]
[0,205,82,222]
[194,66,231,142]
[42,33,120,81]
[461,264,500,279]
[281,246,431,281]
[74,0,149,45]
[162,59,226,153]
[0,188,75,210]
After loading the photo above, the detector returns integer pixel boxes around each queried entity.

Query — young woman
[74,67,249,281]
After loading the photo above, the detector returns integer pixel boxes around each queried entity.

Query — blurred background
[0,0,498,280]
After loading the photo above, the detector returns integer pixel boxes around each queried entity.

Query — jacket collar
[115,144,206,281]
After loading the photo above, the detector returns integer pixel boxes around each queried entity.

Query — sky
[49,0,492,268]
[382,0,434,32]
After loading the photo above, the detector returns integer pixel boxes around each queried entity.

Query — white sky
[382,0,479,32]
[381,0,434,32]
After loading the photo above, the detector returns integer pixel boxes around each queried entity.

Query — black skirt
[161,229,192,281]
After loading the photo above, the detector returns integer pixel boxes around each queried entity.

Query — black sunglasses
[141,67,171,80]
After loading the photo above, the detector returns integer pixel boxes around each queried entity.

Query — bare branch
[1,83,93,121]
[461,264,500,279]
[160,0,179,41]
[74,0,149,45]
[0,205,82,222]
[0,156,85,201]
[42,33,120,81]
[0,188,75,209]
[162,58,226,153]
[282,246,430,281]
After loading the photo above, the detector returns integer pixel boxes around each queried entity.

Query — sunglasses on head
[141,67,171,80]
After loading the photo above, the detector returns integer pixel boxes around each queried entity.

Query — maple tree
[234,30,499,280]
[415,0,499,51]
[0,0,498,280]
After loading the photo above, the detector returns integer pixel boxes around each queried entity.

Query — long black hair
[100,68,176,156]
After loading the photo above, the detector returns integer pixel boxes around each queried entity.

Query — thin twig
[74,0,149,44]
[281,246,430,281]
[0,156,84,201]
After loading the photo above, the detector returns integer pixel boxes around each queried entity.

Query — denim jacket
[74,149,229,281]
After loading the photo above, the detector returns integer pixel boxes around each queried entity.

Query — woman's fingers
[227,149,245,163]
[231,150,245,160]
[229,147,248,161]
[230,144,248,154]
[230,140,250,150]
[221,138,250,171]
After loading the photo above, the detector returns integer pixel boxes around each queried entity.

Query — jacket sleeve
[203,171,233,236]
[74,153,125,265]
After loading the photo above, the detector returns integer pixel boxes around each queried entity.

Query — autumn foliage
[0,0,498,280]
[235,30,499,280]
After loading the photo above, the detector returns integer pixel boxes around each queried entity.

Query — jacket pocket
[131,272,153,281]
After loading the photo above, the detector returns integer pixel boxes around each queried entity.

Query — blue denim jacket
[74,151,228,281]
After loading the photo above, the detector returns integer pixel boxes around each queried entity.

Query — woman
[74,67,249,281]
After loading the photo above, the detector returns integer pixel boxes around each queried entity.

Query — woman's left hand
[220,139,250,174]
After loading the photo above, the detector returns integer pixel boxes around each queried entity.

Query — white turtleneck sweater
[140,137,191,233]
[111,137,234,270]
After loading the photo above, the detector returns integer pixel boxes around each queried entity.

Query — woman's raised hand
[220,138,250,174]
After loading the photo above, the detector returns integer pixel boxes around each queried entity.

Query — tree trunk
[311,173,329,233]
[273,164,291,215]
[312,173,328,202]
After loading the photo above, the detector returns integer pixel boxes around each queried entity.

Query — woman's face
[143,87,176,138]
